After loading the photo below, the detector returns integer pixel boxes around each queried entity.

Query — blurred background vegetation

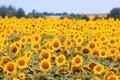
[0,5,120,20]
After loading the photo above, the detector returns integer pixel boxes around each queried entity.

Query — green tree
[108,8,120,19]
[0,6,6,18]
[81,15,89,21]
[6,5,16,17]
[16,8,25,18]
[26,9,43,18]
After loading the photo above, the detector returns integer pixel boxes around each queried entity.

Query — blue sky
[0,0,120,14]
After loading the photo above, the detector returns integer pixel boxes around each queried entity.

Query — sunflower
[20,36,27,45]
[18,72,26,80]
[2,39,9,47]
[64,38,73,48]
[39,59,52,72]
[82,47,90,55]
[98,35,107,43]
[32,33,41,42]
[1,56,13,66]
[75,46,82,52]
[26,36,32,44]
[72,55,83,67]
[31,42,41,51]
[91,76,100,80]
[4,62,16,74]
[39,49,51,60]
[24,50,33,61]
[93,63,104,74]
[98,49,108,58]
[86,62,97,70]
[87,41,96,51]
[52,38,61,50]
[103,71,115,80]
[75,36,83,46]
[16,57,28,69]
[10,44,20,56]
[107,75,119,80]
[13,77,20,80]
[46,41,54,52]
[55,54,66,67]
[115,54,120,63]
[108,38,116,47]
[108,48,118,57]
[56,68,70,77]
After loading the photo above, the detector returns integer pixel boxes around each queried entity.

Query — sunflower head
[55,54,66,67]
[39,59,52,72]
[4,62,16,74]
[16,57,27,69]
[72,55,83,67]
[93,63,104,74]
[39,49,51,59]
[107,75,119,80]
[18,72,26,80]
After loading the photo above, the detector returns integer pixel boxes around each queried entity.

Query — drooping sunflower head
[86,62,97,70]
[10,44,20,56]
[64,38,73,48]
[1,56,13,66]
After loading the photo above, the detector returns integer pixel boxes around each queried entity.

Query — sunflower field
[0,16,120,80]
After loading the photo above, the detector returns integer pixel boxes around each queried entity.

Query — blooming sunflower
[107,75,119,80]
[16,57,27,69]
[115,54,120,63]
[55,54,66,67]
[24,50,33,61]
[39,49,51,60]
[4,62,16,74]
[91,76,100,80]
[52,38,61,50]
[93,63,104,74]
[72,55,83,67]
[18,72,26,80]
[39,59,52,72]
[98,49,108,58]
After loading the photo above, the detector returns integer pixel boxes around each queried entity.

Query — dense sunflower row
[0,16,120,80]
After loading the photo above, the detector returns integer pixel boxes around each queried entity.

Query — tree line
[0,5,120,20]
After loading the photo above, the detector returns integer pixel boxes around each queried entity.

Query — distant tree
[81,15,89,21]
[62,12,68,16]
[26,9,43,18]
[6,5,16,17]
[107,8,120,19]
[16,8,25,18]
[0,6,6,18]
[93,15,99,20]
